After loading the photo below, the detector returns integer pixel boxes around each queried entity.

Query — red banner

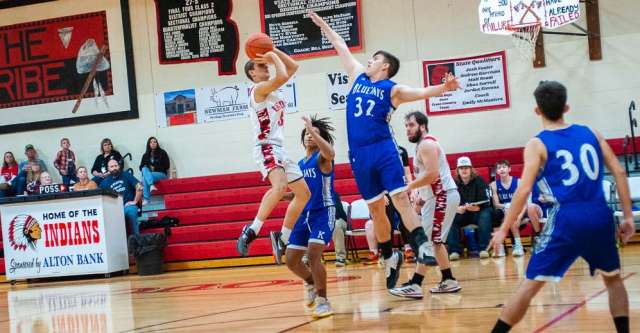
[0,11,112,108]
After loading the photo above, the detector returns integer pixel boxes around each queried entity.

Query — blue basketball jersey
[346,73,397,149]
[535,124,606,205]
[496,177,519,204]
[298,151,335,211]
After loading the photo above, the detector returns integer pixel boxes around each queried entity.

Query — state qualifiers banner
[422,51,509,116]
[1,195,128,280]
[260,0,362,58]
[155,0,239,75]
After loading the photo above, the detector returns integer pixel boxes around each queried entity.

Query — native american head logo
[8,214,42,251]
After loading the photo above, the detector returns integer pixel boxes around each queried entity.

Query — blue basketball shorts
[288,206,336,249]
[526,202,620,282]
[349,140,407,203]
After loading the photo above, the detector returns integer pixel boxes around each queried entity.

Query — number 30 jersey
[535,124,606,205]
[346,73,397,149]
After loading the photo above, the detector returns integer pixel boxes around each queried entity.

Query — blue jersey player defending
[284,115,336,319]
[310,11,460,290]
[489,81,634,333]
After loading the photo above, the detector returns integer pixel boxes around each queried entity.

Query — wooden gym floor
[0,245,639,332]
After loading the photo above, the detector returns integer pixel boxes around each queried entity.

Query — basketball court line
[533,272,636,332]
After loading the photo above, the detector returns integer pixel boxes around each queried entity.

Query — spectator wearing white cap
[447,156,493,259]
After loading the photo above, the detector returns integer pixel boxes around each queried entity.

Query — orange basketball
[245,33,274,59]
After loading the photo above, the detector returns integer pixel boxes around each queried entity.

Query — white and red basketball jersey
[414,135,457,200]
[249,86,287,147]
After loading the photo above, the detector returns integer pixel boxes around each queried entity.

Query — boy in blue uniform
[489,81,634,333]
[310,11,460,290]
[285,115,336,319]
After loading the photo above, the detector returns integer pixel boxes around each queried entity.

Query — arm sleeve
[160,150,170,173]
[91,156,101,173]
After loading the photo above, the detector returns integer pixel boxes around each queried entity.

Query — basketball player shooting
[488,81,634,333]
[236,37,311,265]
[309,11,460,291]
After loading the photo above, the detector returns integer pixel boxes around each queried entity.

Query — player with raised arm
[236,48,311,264]
[284,115,336,319]
[489,81,634,333]
[309,11,460,290]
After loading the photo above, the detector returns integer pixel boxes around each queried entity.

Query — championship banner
[0,0,138,134]
[1,195,128,280]
[326,71,349,111]
[422,51,510,116]
[154,0,239,75]
[260,0,362,58]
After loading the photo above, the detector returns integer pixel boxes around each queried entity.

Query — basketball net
[508,23,541,61]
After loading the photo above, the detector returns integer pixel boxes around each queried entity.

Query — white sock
[514,237,522,247]
[280,226,291,244]
[250,218,263,234]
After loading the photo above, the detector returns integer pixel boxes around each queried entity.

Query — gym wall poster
[0,0,138,134]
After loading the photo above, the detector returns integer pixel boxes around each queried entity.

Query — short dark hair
[373,50,400,79]
[244,60,255,81]
[534,81,567,121]
[300,115,335,146]
[496,159,511,167]
[404,111,429,132]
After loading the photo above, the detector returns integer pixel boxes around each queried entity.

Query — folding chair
[345,199,369,262]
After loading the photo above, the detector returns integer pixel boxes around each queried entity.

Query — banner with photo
[155,79,297,127]
[422,50,509,116]
[326,71,349,111]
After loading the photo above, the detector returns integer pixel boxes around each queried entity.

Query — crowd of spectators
[0,137,171,236]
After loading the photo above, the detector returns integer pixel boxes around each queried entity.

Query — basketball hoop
[508,23,541,61]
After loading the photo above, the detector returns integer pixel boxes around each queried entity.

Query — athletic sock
[441,268,454,281]
[280,226,292,244]
[514,237,522,247]
[379,240,393,260]
[249,218,263,234]
[613,316,629,333]
[410,273,424,286]
[491,319,511,333]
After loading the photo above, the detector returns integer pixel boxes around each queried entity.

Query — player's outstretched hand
[443,73,461,91]
[308,10,327,29]
[619,217,636,244]
[488,228,507,255]
[302,115,313,130]
[253,52,276,64]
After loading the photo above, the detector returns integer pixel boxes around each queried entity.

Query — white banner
[326,72,350,110]
[422,51,510,115]
[479,0,580,33]
[1,196,128,280]
[197,84,251,123]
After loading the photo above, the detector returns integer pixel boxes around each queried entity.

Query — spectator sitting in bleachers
[91,138,122,185]
[0,151,18,197]
[26,170,53,195]
[99,159,142,235]
[54,137,78,187]
[331,191,349,267]
[14,161,43,196]
[489,159,542,257]
[447,156,493,260]
[139,136,170,205]
[72,166,98,191]
[13,144,48,196]
[19,144,47,172]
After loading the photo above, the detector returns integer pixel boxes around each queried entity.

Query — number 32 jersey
[346,73,397,149]
[535,124,606,205]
